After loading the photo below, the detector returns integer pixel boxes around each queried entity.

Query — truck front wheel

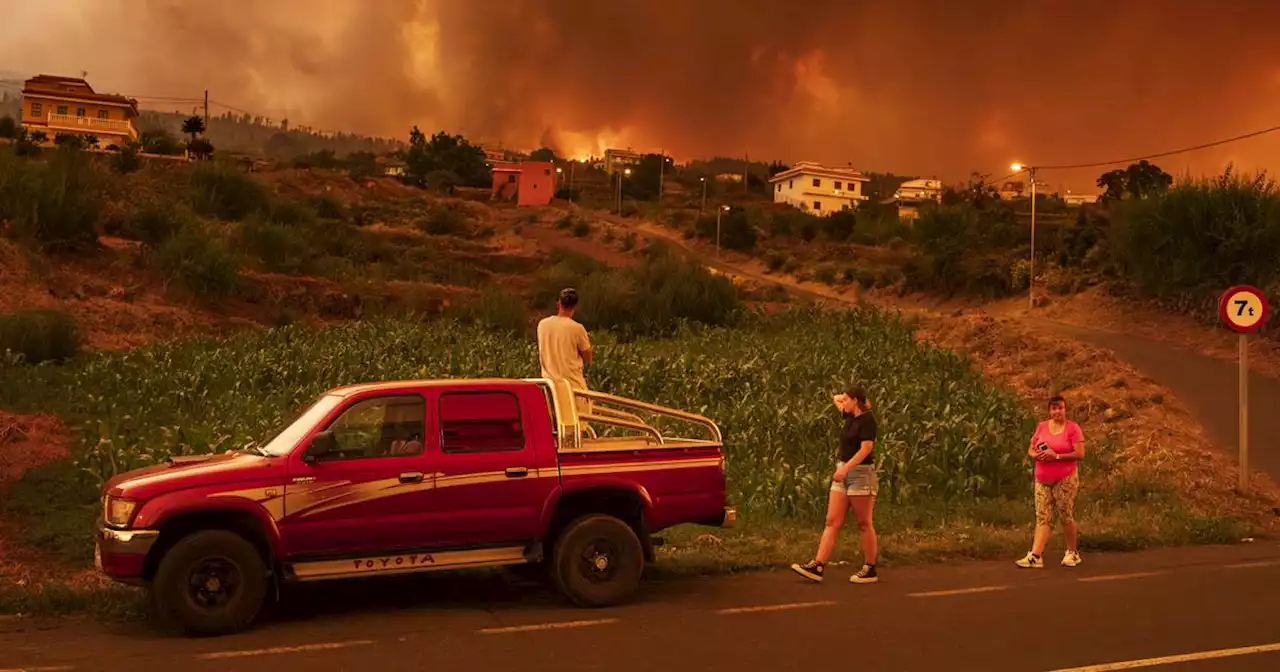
[552,514,644,608]
[151,529,268,636]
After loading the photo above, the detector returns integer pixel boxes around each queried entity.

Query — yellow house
[20,74,140,146]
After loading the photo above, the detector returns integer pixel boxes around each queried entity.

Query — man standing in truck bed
[537,288,593,416]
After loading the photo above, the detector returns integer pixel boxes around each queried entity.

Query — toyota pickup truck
[94,378,735,636]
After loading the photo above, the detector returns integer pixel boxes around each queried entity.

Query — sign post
[1218,285,1271,492]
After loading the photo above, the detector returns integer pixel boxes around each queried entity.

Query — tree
[182,115,206,142]
[187,138,214,160]
[30,130,48,144]
[0,115,17,139]
[1097,160,1173,201]
[529,147,559,162]
[84,135,100,149]
[140,128,183,155]
[402,126,490,189]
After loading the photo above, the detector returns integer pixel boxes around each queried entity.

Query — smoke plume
[2,0,1279,188]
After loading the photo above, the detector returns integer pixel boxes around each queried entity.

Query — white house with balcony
[20,74,140,147]
[768,161,869,215]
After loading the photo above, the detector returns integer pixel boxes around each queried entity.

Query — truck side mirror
[303,431,337,463]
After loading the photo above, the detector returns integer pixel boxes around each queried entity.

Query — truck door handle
[399,471,425,484]
[505,467,529,478]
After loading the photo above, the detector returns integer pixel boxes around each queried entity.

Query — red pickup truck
[94,378,734,636]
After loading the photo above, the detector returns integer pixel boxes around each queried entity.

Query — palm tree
[181,115,206,142]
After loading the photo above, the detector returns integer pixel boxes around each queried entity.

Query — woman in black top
[790,385,880,584]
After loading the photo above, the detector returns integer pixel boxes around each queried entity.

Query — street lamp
[1011,161,1038,309]
[700,177,707,216]
[716,204,730,256]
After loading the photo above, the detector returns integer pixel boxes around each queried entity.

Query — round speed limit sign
[1219,285,1271,334]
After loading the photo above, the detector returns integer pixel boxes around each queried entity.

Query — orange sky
[2,0,1278,191]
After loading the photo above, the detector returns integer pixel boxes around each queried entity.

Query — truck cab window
[439,391,525,453]
[322,395,425,460]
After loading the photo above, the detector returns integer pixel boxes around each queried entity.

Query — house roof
[22,75,139,113]
[769,161,869,184]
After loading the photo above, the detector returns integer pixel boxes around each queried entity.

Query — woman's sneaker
[1062,551,1082,567]
[1015,552,1044,569]
[790,560,825,582]
[849,564,878,584]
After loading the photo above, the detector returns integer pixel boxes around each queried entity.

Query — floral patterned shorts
[1034,471,1079,527]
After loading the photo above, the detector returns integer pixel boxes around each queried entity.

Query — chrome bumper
[95,522,159,557]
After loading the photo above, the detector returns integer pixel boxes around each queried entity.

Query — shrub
[620,232,637,251]
[112,142,142,175]
[445,288,532,335]
[232,216,313,273]
[269,199,319,229]
[308,194,347,221]
[0,146,100,252]
[571,220,592,238]
[0,116,18,139]
[418,203,472,236]
[189,163,270,221]
[695,207,758,251]
[128,200,197,248]
[153,226,241,299]
[764,250,788,272]
[0,310,80,364]
[578,248,742,337]
[814,263,838,285]
[1109,169,1280,318]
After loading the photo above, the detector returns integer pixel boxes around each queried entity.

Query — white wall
[772,172,866,216]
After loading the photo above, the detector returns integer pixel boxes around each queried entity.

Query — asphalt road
[1045,321,1280,485]
[4,542,1280,672]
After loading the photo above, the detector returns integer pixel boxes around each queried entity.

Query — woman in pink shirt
[1016,395,1086,569]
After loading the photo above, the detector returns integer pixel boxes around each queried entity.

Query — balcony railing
[43,113,135,136]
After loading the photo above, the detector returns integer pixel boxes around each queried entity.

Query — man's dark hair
[558,287,579,309]
[843,385,868,409]
[1047,395,1067,408]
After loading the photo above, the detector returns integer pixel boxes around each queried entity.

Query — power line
[1033,122,1280,171]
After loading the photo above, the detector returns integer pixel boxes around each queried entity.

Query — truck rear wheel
[552,514,644,608]
[151,529,267,636]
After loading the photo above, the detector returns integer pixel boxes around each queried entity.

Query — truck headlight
[104,496,138,527]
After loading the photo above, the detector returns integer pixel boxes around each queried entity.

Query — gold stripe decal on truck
[205,458,721,521]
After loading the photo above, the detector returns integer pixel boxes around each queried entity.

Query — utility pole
[743,151,749,191]
[1029,167,1038,309]
[203,89,209,127]
[658,148,664,204]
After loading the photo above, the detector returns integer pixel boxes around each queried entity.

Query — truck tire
[551,514,644,608]
[151,529,268,636]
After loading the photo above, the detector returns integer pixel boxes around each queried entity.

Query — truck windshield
[258,394,344,457]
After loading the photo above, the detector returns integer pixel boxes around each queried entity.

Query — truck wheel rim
[187,557,240,610]
[579,540,618,583]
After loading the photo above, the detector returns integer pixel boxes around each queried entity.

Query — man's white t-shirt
[536,315,591,390]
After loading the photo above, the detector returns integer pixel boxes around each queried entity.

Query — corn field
[1,307,1034,520]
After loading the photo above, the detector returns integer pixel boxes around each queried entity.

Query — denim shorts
[830,461,879,497]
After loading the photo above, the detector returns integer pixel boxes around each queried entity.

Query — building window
[507,174,517,183]
[544,169,550,176]
[834,181,843,190]
[30,102,42,117]
[813,201,822,210]
[812,178,821,187]
[56,105,68,115]
[76,107,86,117]
[788,180,793,189]
[439,391,525,453]
[97,110,109,120]
[776,184,782,193]
[316,395,426,461]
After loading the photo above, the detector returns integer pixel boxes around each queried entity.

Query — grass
[0,309,80,364]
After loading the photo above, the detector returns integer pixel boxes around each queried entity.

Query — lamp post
[700,177,707,216]
[616,167,631,214]
[716,204,730,257]
[1011,162,1038,309]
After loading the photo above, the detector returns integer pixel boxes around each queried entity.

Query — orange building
[490,161,555,206]
[20,75,140,146]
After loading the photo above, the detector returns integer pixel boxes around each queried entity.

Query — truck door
[425,384,559,548]
[280,391,437,558]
